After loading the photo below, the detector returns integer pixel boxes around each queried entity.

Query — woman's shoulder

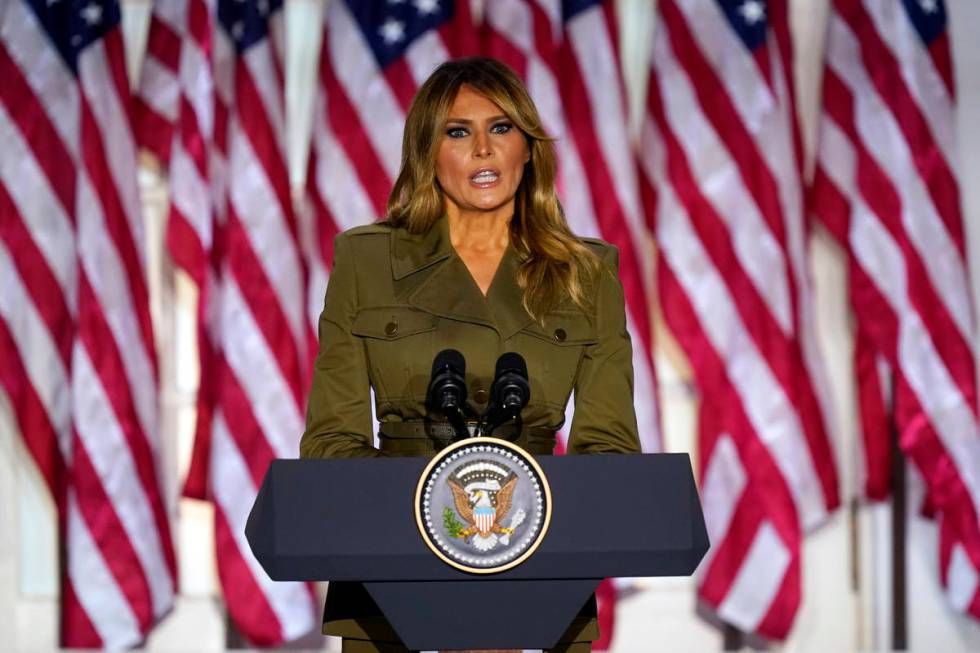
[579,236,620,270]
[339,219,395,239]
[331,221,398,273]
[335,220,397,257]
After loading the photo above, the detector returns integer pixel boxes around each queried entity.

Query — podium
[246,453,708,650]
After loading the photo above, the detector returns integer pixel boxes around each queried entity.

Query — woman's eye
[491,122,513,134]
[446,127,468,138]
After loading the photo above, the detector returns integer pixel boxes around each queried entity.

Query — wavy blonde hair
[387,57,600,321]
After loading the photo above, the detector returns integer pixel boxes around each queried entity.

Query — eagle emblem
[445,460,527,552]
[415,438,551,573]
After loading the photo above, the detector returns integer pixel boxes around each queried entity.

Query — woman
[302,57,640,653]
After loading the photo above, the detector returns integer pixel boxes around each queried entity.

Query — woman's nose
[473,132,492,158]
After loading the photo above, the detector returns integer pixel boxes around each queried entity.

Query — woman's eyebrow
[445,114,510,124]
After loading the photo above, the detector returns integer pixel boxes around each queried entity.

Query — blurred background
[2,0,980,650]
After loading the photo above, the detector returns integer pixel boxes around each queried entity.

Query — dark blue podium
[246,453,708,650]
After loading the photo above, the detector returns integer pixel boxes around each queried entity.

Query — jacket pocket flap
[352,307,438,340]
[520,311,598,346]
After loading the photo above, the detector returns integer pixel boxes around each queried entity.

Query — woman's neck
[446,208,511,253]
[446,208,511,297]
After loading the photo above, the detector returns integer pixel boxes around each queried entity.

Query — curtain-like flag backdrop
[1,0,177,647]
[135,0,221,506]
[6,0,980,648]
[482,1,661,646]
[137,0,318,645]
[811,0,980,618]
[303,0,478,327]
[640,0,840,638]
[484,0,661,457]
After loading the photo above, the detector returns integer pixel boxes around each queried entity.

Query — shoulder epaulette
[345,221,392,237]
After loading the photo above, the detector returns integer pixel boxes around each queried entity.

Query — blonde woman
[302,57,640,653]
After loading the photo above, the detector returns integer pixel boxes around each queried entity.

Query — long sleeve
[300,233,383,459]
[567,245,642,454]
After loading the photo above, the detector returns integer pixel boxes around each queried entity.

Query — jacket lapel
[486,246,535,340]
[390,217,452,280]
[391,216,535,338]
[393,217,494,328]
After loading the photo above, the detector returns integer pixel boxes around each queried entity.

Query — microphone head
[432,348,466,376]
[494,351,527,378]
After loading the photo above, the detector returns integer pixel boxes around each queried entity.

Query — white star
[232,20,245,40]
[80,2,103,26]
[379,18,405,45]
[919,0,939,13]
[738,0,766,25]
[258,0,270,15]
[387,0,408,4]
[413,0,440,15]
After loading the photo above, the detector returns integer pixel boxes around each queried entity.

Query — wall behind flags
[2,0,980,650]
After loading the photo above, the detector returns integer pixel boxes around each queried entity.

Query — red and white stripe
[811,0,980,619]
[135,0,218,501]
[1,1,176,647]
[641,0,840,638]
[476,510,494,535]
[483,3,661,647]
[207,8,318,645]
[484,0,661,455]
[304,0,476,325]
[136,0,317,643]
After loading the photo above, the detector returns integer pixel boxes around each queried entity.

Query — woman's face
[435,85,530,220]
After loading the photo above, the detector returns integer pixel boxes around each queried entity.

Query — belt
[377,421,558,455]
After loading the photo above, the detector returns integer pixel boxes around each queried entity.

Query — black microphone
[483,352,530,438]
[426,349,469,440]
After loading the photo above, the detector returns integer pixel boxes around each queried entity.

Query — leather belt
[377,421,558,455]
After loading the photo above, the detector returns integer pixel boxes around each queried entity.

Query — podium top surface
[246,452,708,582]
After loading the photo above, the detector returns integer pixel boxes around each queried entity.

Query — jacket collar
[391,216,534,339]
[390,216,453,280]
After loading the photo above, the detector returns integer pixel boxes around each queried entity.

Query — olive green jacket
[301,215,641,459]
[300,216,641,647]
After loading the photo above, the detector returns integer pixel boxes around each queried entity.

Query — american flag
[484,0,661,457]
[304,0,477,322]
[134,0,218,500]
[0,0,177,647]
[483,2,660,647]
[640,0,840,638]
[811,0,980,619]
[136,0,317,644]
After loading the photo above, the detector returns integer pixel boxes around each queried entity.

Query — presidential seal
[415,437,551,574]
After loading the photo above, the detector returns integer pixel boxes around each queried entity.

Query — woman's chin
[449,196,516,216]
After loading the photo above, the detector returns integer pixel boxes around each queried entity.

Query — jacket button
[474,388,489,404]
[553,328,567,342]
[384,321,398,337]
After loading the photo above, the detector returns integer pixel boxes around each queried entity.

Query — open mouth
[469,168,500,187]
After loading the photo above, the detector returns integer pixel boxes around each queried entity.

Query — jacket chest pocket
[512,311,598,409]
[352,307,438,401]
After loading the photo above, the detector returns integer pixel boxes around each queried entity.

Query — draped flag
[640,0,840,638]
[484,0,660,457]
[134,0,219,499]
[811,0,980,619]
[136,0,317,644]
[304,0,477,324]
[483,1,661,647]
[0,0,177,647]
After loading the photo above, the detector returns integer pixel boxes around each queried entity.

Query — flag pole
[890,376,908,650]
[723,622,744,650]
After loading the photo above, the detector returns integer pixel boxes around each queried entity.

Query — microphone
[483,352,530,438]
[426,349,469,440]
